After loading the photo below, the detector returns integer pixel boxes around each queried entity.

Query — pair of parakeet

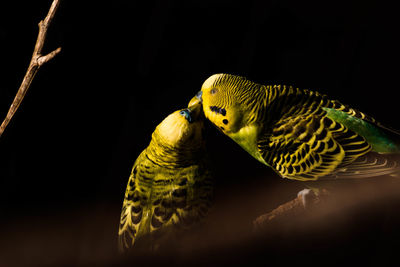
[118,73,400,251]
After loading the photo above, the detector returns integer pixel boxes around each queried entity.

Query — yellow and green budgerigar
[189,73,400,181]
[118,103,213,251]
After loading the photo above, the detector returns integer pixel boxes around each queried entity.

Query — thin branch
[253,189,330,232]
[0,0,62,137]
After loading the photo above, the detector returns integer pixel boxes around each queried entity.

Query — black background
[1,0,400,266]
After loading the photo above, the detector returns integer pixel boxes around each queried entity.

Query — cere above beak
[180,108,193,123]
[195,90,203,101]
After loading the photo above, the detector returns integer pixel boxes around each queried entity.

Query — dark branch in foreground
[0,0,62,137]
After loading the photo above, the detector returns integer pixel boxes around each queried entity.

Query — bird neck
[234,83,268,126]
[263,85,313,124]
[146,136,203,168]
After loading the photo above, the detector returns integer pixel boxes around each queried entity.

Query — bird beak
[187,99,202,121]
[188,90,203,108]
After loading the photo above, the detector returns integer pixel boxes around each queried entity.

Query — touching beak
[187,97,203,122]
[188,90,203,108]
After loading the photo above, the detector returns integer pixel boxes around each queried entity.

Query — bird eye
[210,88,217,95]
[179,109,192,123]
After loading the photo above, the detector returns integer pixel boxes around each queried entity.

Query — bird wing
[118,151,213,251]
[325,151,400,179]
[258,112,375,181]
[118,151,151,251]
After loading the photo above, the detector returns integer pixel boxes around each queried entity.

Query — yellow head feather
[149,103,205,164]
[195,73,265,134]
[154,110,201,147]
[191,74,268,164]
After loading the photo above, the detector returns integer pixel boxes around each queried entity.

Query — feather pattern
[199,74,400,181]
[118,108,213,251]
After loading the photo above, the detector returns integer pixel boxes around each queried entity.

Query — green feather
[323,107,400,153]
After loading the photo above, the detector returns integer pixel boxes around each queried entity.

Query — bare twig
[0,0,62,137]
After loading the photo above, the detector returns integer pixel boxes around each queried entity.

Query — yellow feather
[118,104,213,251]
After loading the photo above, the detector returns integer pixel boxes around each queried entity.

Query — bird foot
[297,188,317,209]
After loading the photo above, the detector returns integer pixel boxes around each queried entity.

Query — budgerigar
[118,103,213,251]
[189,73,400,181]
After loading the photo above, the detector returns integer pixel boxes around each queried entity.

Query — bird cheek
[224,112,244,134]
[221,121,233,133]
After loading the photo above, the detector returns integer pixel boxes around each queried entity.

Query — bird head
[189,73,263,134]
[153,103,204,149]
